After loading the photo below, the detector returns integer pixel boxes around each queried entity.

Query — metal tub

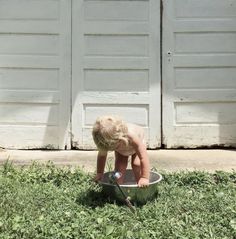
[99,169,162,204]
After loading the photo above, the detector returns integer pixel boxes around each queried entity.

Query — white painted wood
[0,90,59,103]
[0,0,60,19]
[77,92,150,104]
[0,104,59,125]
[174,19,236,32]
[163,0,236,148]
[175,33,236,53]
[84,21,149,35]
[175,0,236,18]
[0,34,59,55]
[84,35,149,57]
[0,0,71,149]
[0,20,60,34]
[84,0,149,21]
[83,56,149,69]
[0,68,59,90]
[175,102,236,124]
[58,0,72,150]
[72,0,161,149]
[0,55,59,68]
[175,67,236,89]
[173,54,236,68]
[0,126,59,149]
[84,69,149,91]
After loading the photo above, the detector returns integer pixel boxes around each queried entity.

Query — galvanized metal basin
[99,169,162,204]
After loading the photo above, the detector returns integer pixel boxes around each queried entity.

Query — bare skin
[95,123,150,187]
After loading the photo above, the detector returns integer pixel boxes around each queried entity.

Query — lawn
[0,161,235,239]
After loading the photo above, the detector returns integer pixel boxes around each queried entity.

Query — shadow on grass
[75,189,145,209]
[75,187,158,211]
[75,189,114,208]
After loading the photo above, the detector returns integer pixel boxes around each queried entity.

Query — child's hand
[138,177,149,187]
[94,173,103,182]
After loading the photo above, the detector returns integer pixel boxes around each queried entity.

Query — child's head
[92,115,128,151]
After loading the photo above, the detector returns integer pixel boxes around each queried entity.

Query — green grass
[0,161,235,239]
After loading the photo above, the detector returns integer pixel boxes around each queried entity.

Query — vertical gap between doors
[160,0,165,148]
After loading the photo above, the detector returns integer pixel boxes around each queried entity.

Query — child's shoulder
[127,122,142,131]
[126,123,144,140]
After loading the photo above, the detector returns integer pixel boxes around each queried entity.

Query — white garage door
[0,0,71,149]
[72,0,161,149]
[163,0,236,148]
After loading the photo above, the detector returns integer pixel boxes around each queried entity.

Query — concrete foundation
[0,149,236,173]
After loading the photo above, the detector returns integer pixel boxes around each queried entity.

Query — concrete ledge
[0,149,236,173]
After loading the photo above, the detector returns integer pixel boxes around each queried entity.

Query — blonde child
[92,115,150,187]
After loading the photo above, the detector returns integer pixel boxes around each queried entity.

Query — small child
[92,115,150,187]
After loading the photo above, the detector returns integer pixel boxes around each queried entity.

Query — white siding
[0,0,71,149]
[163,0,236,148]
[72,0,161,149]
[2,0,235,150]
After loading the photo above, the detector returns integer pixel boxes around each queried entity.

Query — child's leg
[131,154,141,183]
[114,151,128,184]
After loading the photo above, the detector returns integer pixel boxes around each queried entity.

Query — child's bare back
[114,123,145,156]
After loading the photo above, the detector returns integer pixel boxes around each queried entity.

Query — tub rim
[98,170,162,188]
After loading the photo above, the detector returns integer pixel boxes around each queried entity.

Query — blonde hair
[92,115,129,151]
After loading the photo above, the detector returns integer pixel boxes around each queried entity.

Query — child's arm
[94,151,108,181]
[129,134,150,186]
